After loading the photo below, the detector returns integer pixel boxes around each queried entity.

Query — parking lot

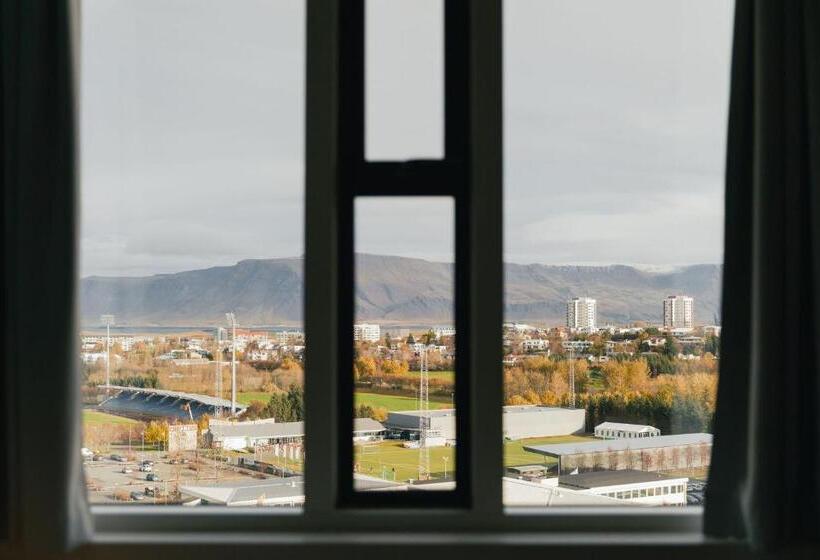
[84,449,275,504]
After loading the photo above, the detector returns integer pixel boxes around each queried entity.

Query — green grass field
[352,435,596,483]
[355,392,451,411]
[355,440,454,481]
[503,435,593,467]
[406,370,455,383]
[236,391,273,405]
[82,409,140,426]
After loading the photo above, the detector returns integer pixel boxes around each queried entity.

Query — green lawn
[237,391,273,405]
[407,370,455,383]
[503,435,594,468]
[83,409,140,426]
[354,440,454,482]
[352,435,596,484]
[355,392,451,411]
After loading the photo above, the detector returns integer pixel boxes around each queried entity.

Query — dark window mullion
[336,0,473,508]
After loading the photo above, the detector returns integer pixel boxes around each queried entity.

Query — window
[79,0,305,507]
[503,0,731,506]
[56,0,719,542]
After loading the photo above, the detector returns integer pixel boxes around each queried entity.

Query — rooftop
[595,422,659,432]
[559,469,686,490]
[524,433,713,457]
[209,418,384,439]
[390,405,581,418]
[180,477,304,506]
[100,385,244,411]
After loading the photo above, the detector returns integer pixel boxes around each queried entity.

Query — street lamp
[100,314,115,390]
[443,455,449,480]
[225,313,237,414]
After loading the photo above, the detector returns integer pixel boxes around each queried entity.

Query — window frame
[73,0,718,546]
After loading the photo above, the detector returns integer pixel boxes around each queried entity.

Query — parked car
[146,473,160,482]
[139,464,152,472]
[121,467,133,474]
[129,492,145,501]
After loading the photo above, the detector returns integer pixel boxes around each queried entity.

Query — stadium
[96,385,246,421]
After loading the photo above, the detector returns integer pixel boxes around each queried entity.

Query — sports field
[83,409,140,426]
[236,391,272,405]
[353,435,595,483]
[355,392,451,411]
[407,370,455,383]
[354,440,454,482]
[503,435,593,467]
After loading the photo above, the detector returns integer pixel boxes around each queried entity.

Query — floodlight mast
[214,327,224,417]
[418,347,430,481]
[101,314,115,391]
[226,313,237,414]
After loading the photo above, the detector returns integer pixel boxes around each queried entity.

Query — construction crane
[418,347,430,481]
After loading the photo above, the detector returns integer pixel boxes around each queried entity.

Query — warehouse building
[524,433,712,474]
[208,418,385,450]
[558,469,689,506]
[386,405,586,442]
[594,422,661,439]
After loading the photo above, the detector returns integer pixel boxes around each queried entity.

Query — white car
[80,448,93,459]
[121,467,133,474]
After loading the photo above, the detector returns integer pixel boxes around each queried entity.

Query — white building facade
[353,323,381,342]
[663,295,694,330]
[566,297,597,332]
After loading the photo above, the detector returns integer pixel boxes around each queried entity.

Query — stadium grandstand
[97,385,246,420]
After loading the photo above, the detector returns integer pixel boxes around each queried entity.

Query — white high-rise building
[353,323,381,342]
[566,297,597,332]
[663,295,694,330]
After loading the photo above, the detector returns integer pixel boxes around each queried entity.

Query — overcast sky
[80,0,733,278]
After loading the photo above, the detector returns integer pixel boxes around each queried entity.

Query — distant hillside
[80,254,722,327]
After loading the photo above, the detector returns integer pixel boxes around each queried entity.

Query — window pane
[80,0,305,507]
[366,0,444,160]
[503,0,731,507]
[353,197,456,491]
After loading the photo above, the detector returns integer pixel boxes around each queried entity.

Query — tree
[265,384,304,422]
[406,333,416,345]
[144,421,169,447]
[384,333,393,348]
[354,356,377,379]
[421,330,437,345]
[354,404,376,419]
[661,337,680,358]
[243,400,269,420]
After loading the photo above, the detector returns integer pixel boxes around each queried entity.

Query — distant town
[81,293,717,508]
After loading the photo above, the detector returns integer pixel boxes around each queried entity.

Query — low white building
[432,326,456,338]
[521,339,548,352]
[208,418,385,450]
[562,340,592,352]
[594,422,661,440]
[502,476,625,507]
[559,470,688,506]
[387,406,586,442]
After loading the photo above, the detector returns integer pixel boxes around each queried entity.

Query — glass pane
[503,0,731,507]
[353,197,456,491]
[366,0,444,160]
[80,0,305,507]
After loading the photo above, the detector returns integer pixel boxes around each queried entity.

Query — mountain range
[79,254,722,327]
